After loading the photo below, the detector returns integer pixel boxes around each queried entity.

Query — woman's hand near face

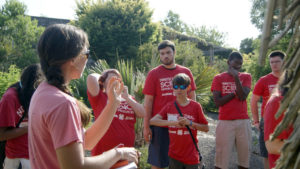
[107,76,124,106]
[121,86,129,99]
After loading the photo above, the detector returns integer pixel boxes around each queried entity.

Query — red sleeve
[211,75,221,92]
[196,103,208,125]
[0,90,18,127]
[243,74,252,89]
[143,70,156,96]
[253,77,264,96]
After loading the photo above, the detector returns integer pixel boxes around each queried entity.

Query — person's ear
[187,85,191,91]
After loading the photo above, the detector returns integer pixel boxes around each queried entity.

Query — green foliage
[0,0,44,70]
[250,0,266,31]
[187,25,227,47]
[117,60,133,92]
[243,52,271,82]
[162,10,227,47]
[136,42,159,72]
[0,65,21,97]
[162,10,188,33]
[175,41,203,68]
[137,145,151,169]
[240,38,254,54]
[76,0,160,66]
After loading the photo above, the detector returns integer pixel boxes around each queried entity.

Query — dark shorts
[169,157,200,169]
[147,126,169,168]
[259,119,268,158]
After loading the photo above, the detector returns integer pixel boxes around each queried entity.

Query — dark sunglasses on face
[173,85,188,90]
[82,50,90,59]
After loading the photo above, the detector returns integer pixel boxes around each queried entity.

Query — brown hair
[38,24,91,127]
[99,69,122,91]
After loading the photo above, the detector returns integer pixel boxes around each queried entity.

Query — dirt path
[197,112,264,169]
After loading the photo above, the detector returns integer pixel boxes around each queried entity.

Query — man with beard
[143,40,196,169]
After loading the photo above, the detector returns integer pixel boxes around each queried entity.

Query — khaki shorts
[4,157,31,169]
[215,119,251,169]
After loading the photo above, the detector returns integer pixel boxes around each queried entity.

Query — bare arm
[228,67,250,100]
[251,94,261,129]
[84,77,123,150]
[150,114,179,127]
[0,126,28,141]
[143,95,153,142]
[265,138,285,155]
[212,91,235,107]
[56,142,138,169]
[86,73,101,97]
[122,86,145,118]
[178,117,209,132]
[188,90,196,101]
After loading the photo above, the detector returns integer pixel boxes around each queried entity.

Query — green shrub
[137,145,151,169]
[0,65,21,97]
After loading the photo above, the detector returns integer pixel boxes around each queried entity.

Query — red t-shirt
[87,90,136,155]
[211,72,252,120]
[143,65,196,117]
[263,95,293,169]
[253,73,278,117]
[159,100,208,165]
[0,88,28,159]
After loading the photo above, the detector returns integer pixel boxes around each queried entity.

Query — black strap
[174,101,202,162]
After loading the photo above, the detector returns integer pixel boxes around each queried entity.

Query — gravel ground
[198,112,264,169]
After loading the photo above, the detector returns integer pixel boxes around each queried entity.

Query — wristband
[253,121,259,125]
[189,120,193,126]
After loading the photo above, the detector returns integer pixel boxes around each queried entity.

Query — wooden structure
[259,0,300,168]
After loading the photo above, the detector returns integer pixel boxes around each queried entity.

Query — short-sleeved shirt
[264,95,293,169]
[159,100,208,165]
[0,88,28,159]
[143,65,196,117]
[211,72,252,120]
[253,73,279,117]
[87,90,136,155]
[28,82,83,169]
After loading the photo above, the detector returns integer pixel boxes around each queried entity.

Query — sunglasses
[173,85,188,90]
[82,50,90,59]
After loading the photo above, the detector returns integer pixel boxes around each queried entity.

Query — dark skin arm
[0,126,28,141]
[213,67,250,107]
[213,91,235,107]
[228,67,250,100]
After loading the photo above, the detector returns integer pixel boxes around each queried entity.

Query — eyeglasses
[173,85,188,90]
[82,50,90,59]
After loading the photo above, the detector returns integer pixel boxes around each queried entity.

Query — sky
[1,0,261,49]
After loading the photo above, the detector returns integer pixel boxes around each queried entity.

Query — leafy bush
[137,145,151,169]
[0,65,21,97]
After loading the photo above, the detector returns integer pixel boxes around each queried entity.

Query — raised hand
[121,86,129,99]
[106,76,124,106]
[228,66,239,77]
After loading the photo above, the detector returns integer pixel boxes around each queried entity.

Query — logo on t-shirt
[268,84,276,94]
[222,82,236,94]
[117,102,134,114]
[160,77,173,91]
[16,106,24,118]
